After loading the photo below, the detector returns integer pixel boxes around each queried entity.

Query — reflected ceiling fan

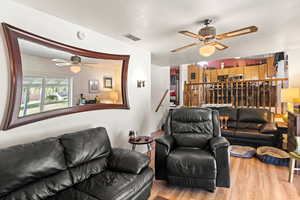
[171,19,258,57]
[52,55,96,73]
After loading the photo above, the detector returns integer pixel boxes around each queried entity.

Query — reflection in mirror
[18,39,123,117]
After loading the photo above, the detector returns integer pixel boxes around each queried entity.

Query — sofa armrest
[108,148,150,174]
[260,122,278,134]
[155,134,175,180]
[209,137,230,188]
[155,134,175,154]
[210,136,229,152]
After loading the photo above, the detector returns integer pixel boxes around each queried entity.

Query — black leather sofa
[208,107,282,148]
[0,127,154,200]
[155,107,230,192]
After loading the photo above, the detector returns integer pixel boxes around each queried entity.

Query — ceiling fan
[52,55,96,73]
[171,19,258,57]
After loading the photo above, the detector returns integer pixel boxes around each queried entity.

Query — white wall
[288,48,300,88]
[150,65,170,131]
[179,64,188,105]
[0,1,153,151]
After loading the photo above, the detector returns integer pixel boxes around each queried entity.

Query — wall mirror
[1,23,129,130]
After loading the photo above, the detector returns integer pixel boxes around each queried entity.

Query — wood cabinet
[188,64,200,83]
[188,63,272,83]
[188,64,205,83]
[229,66,244,75]
[244,66,259,80]
[258,64,267,79]
[210,69,218,82]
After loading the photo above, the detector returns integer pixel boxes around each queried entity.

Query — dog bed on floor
[230,145,256,158]
[256,146,289,166]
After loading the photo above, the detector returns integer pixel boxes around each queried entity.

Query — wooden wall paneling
[267,56,276,77]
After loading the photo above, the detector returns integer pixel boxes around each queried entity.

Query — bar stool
[288,136,300,183]
[288,152,300,183]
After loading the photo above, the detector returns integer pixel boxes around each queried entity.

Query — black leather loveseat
[0,127,154,200]
[208,107,282,148]
[156,108,230,192]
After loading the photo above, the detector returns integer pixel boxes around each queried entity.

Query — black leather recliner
[155,108,230,192]
[0,127,154,200]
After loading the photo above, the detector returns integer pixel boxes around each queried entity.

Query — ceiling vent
[124,34,141,41]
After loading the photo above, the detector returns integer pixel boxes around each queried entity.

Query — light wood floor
[148,131,300,200]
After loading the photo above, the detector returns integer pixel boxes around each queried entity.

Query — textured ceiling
[10,0,300,66]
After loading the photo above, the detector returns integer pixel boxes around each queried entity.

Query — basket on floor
[256,146,289,166]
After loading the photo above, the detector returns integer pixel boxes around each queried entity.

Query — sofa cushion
[236,122,264,130]
[227,121,237,128]
[260,122,278,133]
[108,148,150,174]
[221,128,236,137]
[74,168,154,200]
[60,127,111,184]
[0,138,72,199]
[238,108,270,123]
[171,108,214,148]
[233,129,275,140]
[167,148,216,179]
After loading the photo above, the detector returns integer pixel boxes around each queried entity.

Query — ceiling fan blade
[209,41,228,50]
[55,62,72,67]
[171,42,199,53]
[179,31,204,40]
[215,26,258,40]
[52,58,68,63]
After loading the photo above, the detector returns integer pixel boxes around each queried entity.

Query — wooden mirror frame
[1,23,130,130]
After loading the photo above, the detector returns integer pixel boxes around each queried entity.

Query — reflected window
[19,76,72,117]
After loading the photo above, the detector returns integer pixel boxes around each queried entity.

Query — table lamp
[281,88,300,112]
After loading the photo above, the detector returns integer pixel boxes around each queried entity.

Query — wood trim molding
[1,23,130,130]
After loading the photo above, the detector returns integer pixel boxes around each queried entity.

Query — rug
[230,145,256,158]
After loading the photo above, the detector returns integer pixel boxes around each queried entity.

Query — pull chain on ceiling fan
[171,19,258,57]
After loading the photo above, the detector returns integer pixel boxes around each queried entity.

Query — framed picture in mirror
[89,80,100,93]
[1,23,130,130]
[104,77,113,89]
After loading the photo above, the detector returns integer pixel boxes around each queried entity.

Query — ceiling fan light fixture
[70,65,81,73]
[199,45,215,57]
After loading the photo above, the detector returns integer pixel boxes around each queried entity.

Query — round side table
[129,136,153,157]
